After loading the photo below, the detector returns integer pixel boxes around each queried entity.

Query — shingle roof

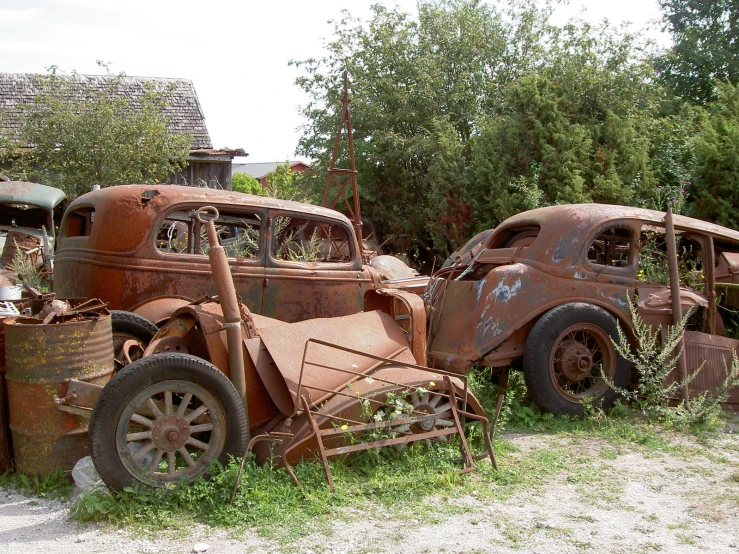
[0,73,212,149]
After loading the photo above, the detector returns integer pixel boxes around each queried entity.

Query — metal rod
[199,207,251,432]
[664,208,690,405]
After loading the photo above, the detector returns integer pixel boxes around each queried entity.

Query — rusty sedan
[54,185,424,327]
[425,204,739,414]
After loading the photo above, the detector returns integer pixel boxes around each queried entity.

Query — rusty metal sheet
[0,373,11,473]
[0,320,10,472]
[257,310,416,412]
[683,331,739,407]
[244,337,293,417]
[4,313,114,476]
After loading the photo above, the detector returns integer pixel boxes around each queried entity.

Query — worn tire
[89,353,248,490]
[523,303,630,415]
[111,310,159,341]
[110,310,159,367]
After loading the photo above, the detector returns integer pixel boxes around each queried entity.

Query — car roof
[501,203,739,244]
[69,184,352,225]
[0,181,66,209]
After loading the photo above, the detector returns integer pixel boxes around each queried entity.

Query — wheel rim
[113,332,146,369]
[548,323,615,402]
[394,389,455,443]
[115,380,227,487]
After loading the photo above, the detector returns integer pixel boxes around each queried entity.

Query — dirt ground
[1,431,738,554]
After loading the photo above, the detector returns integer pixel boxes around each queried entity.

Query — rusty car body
[425,204,739,414]
[0,181,66,255]
[54,185,425,326]
[78,207,492,490]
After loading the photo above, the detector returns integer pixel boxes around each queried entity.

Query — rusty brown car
[425,204,739,415]
[76,207,492,490]
[54,185,424,328]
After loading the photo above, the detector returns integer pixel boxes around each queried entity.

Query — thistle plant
[611,298,693,417]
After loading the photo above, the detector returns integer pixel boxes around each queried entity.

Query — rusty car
[54,184,424,329]
[425,203,739,415]
[0,181,66,261]
[66,207,493,490]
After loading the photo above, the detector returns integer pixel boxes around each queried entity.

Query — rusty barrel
[4,313,113,476]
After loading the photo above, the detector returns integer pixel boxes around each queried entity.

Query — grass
[0,468,73,500]
[1,368,736,549]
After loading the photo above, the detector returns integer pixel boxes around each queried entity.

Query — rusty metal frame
[233,339,496,497]
[323,72,364,260]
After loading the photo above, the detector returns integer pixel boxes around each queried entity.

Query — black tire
[523,303,630,415]
[110,311,159,367]
[89,353,248,490]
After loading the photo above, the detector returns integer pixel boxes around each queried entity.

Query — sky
[0,0,667,164]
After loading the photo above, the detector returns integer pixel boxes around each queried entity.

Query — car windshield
[0,202,51,232]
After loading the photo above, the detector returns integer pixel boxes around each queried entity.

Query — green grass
[1,367,735,547]
[0,468,73,500]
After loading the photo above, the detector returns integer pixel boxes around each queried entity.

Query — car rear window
[271,215,353,263]
[63,207,94,238]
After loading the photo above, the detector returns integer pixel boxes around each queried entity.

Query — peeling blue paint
[483,316,492,334]
[475,278,486,303]
[493,278,522,303]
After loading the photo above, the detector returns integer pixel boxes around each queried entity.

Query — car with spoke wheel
[425,204,739,414]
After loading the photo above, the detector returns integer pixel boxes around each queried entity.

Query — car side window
[271,215,353,263]
[638,225,703,288]
[156,209,262,260]
[587,226,633,268]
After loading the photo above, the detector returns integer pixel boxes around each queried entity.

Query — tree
[689,82,739,227]
[231,172,262,195]
[8,69,191,196]
[264,162,315,203]
[293,0,664,256]
[657,0,739,105]
[231,163,315,203]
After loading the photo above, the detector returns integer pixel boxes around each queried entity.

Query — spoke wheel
[90,353,248,491]
[117,380,226,487]
[113,332,147,367]
[549,323,614,402]
[523,303,631,415]
[111,311,159,370]
[394,388,456,445]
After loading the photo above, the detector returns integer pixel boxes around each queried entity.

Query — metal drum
[4,313,113,476]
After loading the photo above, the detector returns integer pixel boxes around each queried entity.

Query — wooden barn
[0,73,245,190]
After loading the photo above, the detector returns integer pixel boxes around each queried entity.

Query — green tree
[657,0,739,105]
[293,0,664,255]
[231,172,262,195]
[10,69,191,196]
[689,82,739,227]
[264,162,315,203]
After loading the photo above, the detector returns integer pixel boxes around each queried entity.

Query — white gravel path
[1,432,737,554]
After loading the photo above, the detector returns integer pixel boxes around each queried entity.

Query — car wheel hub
[152,415,191,452]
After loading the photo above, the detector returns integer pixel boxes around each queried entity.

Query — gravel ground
[1,432,738,554]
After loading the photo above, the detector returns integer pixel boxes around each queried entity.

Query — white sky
[0,0,667,164]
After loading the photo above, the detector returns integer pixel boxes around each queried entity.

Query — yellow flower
[429,381,436,387]
[340,424,349,431]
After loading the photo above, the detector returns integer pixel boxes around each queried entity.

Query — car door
[635,223,739,407]
[261,210,369,322]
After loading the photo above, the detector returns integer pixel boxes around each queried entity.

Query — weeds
[611,300,692,418]
[6,239,45,290]
[0,469,73,500]
[611,298,739,430]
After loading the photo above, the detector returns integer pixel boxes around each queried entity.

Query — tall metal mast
[322,71,365,261]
